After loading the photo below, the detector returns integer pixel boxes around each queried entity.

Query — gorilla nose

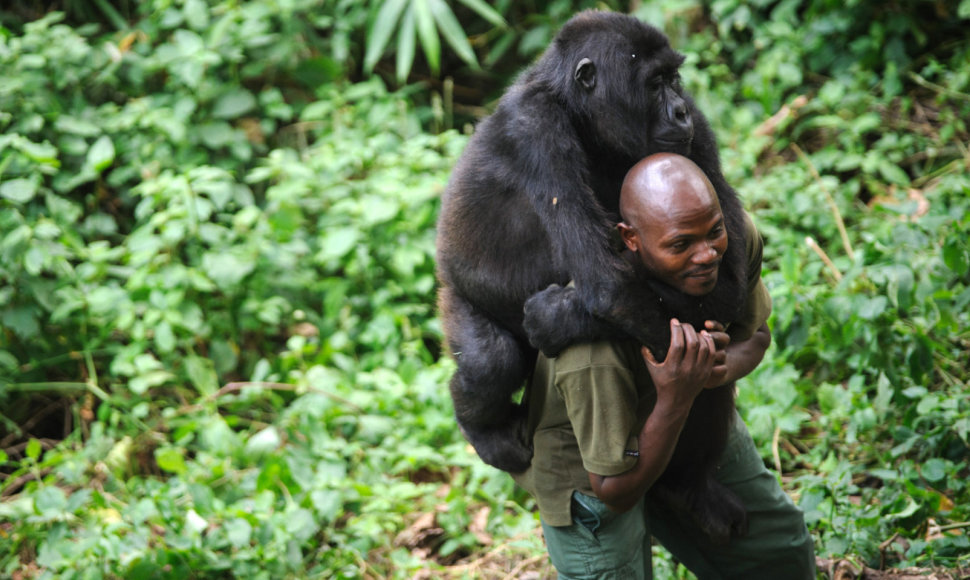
[669,100,692,134]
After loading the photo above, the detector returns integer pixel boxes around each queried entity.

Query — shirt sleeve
[555,343,640,477]
[729,212,773,342]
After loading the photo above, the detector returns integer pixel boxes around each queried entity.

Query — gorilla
[435,11,751,542]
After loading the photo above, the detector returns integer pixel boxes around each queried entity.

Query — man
[512,153,815,578]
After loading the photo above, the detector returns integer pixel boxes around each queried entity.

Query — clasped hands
[641,318,730,406]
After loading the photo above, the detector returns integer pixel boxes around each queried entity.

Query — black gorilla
[435,11,751,542]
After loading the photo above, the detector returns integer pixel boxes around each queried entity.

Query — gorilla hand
[524,284,622,357]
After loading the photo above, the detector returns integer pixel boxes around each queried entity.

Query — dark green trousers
[541,415,815,579]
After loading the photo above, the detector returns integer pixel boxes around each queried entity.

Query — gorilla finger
[705,320,726,333]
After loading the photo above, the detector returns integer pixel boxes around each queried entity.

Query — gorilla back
[435,11,748,477]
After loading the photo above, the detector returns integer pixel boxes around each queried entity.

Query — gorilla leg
[651,386,748,544]
[439,287,535,472]
[523,282,668,358]
[523,285,612,357]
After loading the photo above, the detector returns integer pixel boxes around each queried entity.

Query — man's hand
[641,318,720,409]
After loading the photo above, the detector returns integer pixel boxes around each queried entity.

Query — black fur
[435,11,750,542]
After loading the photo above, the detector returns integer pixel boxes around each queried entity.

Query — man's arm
[589,319,770,513]
[588,318,719,513]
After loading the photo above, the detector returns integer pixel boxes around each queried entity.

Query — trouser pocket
[571,492,613,536]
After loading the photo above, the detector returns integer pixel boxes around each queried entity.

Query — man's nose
[694,244,719,264]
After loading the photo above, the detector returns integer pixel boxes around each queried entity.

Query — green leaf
[396,6,416,83]
[155,447,188,475]
[225,518,253,548]
[413,0,440,76]
[317,227,360,262]
[2,307,40,340]
[212,89,257,119]
[26,438,42,461]
[202,249,256,288]
[129,370,173,395]
[24,245,44,275]
[877,159,909,187]
[428,0,478,68]
[87,136,116,172]
[456,0,507,28]
[942,238,969,273]
[285,507,318,543]
[856,296,887,320]
[34,486,67,518]
[0,178,38,203]
[185,355,218,397]
[155,320,176,353]
[14,139,59,166]
[0,351,17,371]
[364,0,408,73]
[245,426,281,457]
[921,458,946,482]
[960,0,970,18]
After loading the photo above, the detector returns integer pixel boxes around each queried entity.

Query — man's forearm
[589,398,691,513]
[721,323,771,385]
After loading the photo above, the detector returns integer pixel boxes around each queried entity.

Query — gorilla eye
[631,53,637,60]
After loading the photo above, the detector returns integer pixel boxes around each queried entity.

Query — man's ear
[617,222,638,252]
[574,58,596,91]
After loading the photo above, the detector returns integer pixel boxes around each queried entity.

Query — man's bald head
[617,153,728,296]
[619,153,719,229]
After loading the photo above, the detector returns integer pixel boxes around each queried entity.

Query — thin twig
[792,143,855,262]
[936,521,970,533]
[805,236,843,282]
[908,71,970,102]
[203,381,363,413]
[771,426,783,474]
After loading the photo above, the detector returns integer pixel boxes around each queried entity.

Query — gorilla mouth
[654,138,693,154]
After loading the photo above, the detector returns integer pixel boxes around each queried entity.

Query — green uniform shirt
[512,213,772,527]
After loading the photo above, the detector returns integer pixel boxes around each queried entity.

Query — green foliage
[2,0,970,577]
[0,6,541,577]
[709,0,970,567]
[364,0,507,83]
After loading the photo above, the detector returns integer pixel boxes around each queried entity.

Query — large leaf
[429,0,478,69]
[364,0,408,73]
[456,0,507,28]
[413,0,440,76]
[86,136,115,172]
[0,178,38,203]
[396,6,416,83]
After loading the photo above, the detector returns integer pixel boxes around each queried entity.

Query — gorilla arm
[700,321,771,389]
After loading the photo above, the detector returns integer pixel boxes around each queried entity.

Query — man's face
[620,185,728,297]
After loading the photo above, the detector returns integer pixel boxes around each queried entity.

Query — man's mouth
[685,265,718,280]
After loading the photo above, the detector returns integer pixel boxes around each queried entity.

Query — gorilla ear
[574,58,596,91]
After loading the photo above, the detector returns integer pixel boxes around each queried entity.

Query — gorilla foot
[524,284,620,357]
[459,416,534,473]
[652,479,748,545]
[690,480,748,545]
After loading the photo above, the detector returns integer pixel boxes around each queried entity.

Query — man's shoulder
[741,210,764,256]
